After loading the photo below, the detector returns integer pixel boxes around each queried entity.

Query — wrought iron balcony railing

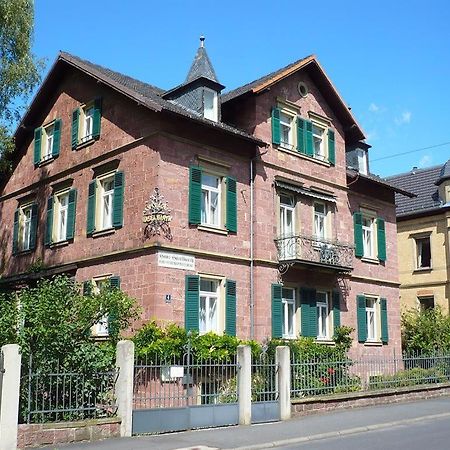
[274,234,354,272]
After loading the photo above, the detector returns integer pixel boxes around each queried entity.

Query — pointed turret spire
[185,35,220,84]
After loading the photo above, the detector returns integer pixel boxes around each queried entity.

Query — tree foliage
[0,0,43,170]
[402,307,450,354]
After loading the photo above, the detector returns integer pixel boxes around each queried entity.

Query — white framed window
[282,287,296,339]
[366,296,378,341]
[201,173,221,227]
[81,105,94,142]
[314,202,327,240]
[91,277,112,337]
[203,88,218,122]
[356,149,368,175]
[20,205,33,252]
[43,123,54,161]
[279,194,296,259]
[415,236,431,269]
[55,191,69,242]
[316,291,330,340]
[312,123,326,160]
[362,216,375,258]
[280,111,295,149]
[199,278,220,333]
[99,175,115,230]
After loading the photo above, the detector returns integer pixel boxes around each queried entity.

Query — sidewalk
[50,397,450,450]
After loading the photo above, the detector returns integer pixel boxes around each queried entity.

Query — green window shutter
[225,279,237,336]
[29,203,38,250]
[12,210,19,254]
[33,127,42,166]
[308,289,318,338]
[52,119,62,158]
[332,290,341,332]
[301,288,317,337]
[188,166,202,225]
[83,280,92,296]
[107,308,119,339]
[226,176,237,233]
[328,129,335,166]
[305,120,314,156]
[185,275,200,332]
[377,218,386,261]
[380,298,388,343]
[271,108,281,145]
[71,108,80,149]
[297,117,306,153]
[92,98,102,139]
[110,275,121,289]
[357,295,367,343]
[86,180,97,235]
[353,212,363,258]
[113,171,125,228]
[66,189,77,240]
[45,196,54,246]
[271,283,282,338]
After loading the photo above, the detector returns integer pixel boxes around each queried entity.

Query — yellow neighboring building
[388,160,450,313]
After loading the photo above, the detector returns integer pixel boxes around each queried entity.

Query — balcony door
[280,194,296,259]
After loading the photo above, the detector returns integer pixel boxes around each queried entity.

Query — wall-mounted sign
[143,188,172,241]
[158,251,195,271]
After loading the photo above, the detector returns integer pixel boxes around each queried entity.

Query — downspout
[250,157,255,340]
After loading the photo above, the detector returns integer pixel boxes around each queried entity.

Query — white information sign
[157,251,195,271]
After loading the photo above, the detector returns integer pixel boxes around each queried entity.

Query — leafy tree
[0,0,43,171]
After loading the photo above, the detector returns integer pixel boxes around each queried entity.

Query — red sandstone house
[0,39,413,354]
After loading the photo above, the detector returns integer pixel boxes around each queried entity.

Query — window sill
[50,240,69,248]
[13,249,33,256]
[364,341,383,347]
[197,225,228,235]
[361,256,380,265]
[277,146,331,167]
[37,156,54,167]
[316,339,335,346]
[91,334,109,341]
[413,267,432,273]
[74,136,97,150]
[92,228,116,238]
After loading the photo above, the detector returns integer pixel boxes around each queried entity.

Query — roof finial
[200,35,205,48]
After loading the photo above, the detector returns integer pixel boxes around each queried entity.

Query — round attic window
[297,82,308,97]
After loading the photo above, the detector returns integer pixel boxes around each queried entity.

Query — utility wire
[371,141,450,162]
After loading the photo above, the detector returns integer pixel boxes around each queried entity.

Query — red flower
[320,376,330,384]
[327,367,335,375]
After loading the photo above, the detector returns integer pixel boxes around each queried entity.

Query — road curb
[226,412,450,450]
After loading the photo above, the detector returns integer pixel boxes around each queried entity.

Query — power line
[371,141,450,162]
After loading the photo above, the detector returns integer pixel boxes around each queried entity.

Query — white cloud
[369,103,380,112]
[365,130,378,141]
[418,154,432,168]
[395,110,412,125]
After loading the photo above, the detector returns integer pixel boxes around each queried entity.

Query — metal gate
[132,342,239,434]
[251,351,280,423]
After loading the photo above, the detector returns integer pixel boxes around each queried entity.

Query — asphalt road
[277,415,450,450]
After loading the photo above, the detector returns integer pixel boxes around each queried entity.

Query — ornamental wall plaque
[143,188,173,241]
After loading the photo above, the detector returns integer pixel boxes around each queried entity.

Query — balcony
[274,234,354,273]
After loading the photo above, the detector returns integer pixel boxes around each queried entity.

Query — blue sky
[33,0,450,177]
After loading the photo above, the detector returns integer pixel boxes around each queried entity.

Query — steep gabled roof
[12,51,264,156]
[186,39,219,84]
[386,164,448,217]
[222,55,365,143]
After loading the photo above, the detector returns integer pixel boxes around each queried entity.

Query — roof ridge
[386,164,444,180]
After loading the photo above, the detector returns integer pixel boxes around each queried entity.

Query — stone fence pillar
[276,346,291,421]
[237,345,252,425]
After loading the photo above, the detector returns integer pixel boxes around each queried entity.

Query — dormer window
[356,149,368,175]
[203,88,218,122]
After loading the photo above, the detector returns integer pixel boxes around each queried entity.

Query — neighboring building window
[199,278,220,334]
[415,236,431,269]
[279,111,295,150]
[33,119,61,166]
[357,295,388,344]
[316,291,330,340]
[188,166,237,233]
[71,98,102,149]
[86,171,124,235]
[185,275,236,336]
[282,287,296,339]
[13,203,38,254]
[279,194,296,259]
[418,296,434,311]
[203,88,218,122]
[354,211,386,261]
[313,202,327,240]
[201,173,221,227]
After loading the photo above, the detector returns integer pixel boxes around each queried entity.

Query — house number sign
[143,187,173,240]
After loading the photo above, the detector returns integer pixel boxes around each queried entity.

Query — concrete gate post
[0,344,22,450]
[115,340,135,437]
[237,345,252,425]
[276,346,291,421]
